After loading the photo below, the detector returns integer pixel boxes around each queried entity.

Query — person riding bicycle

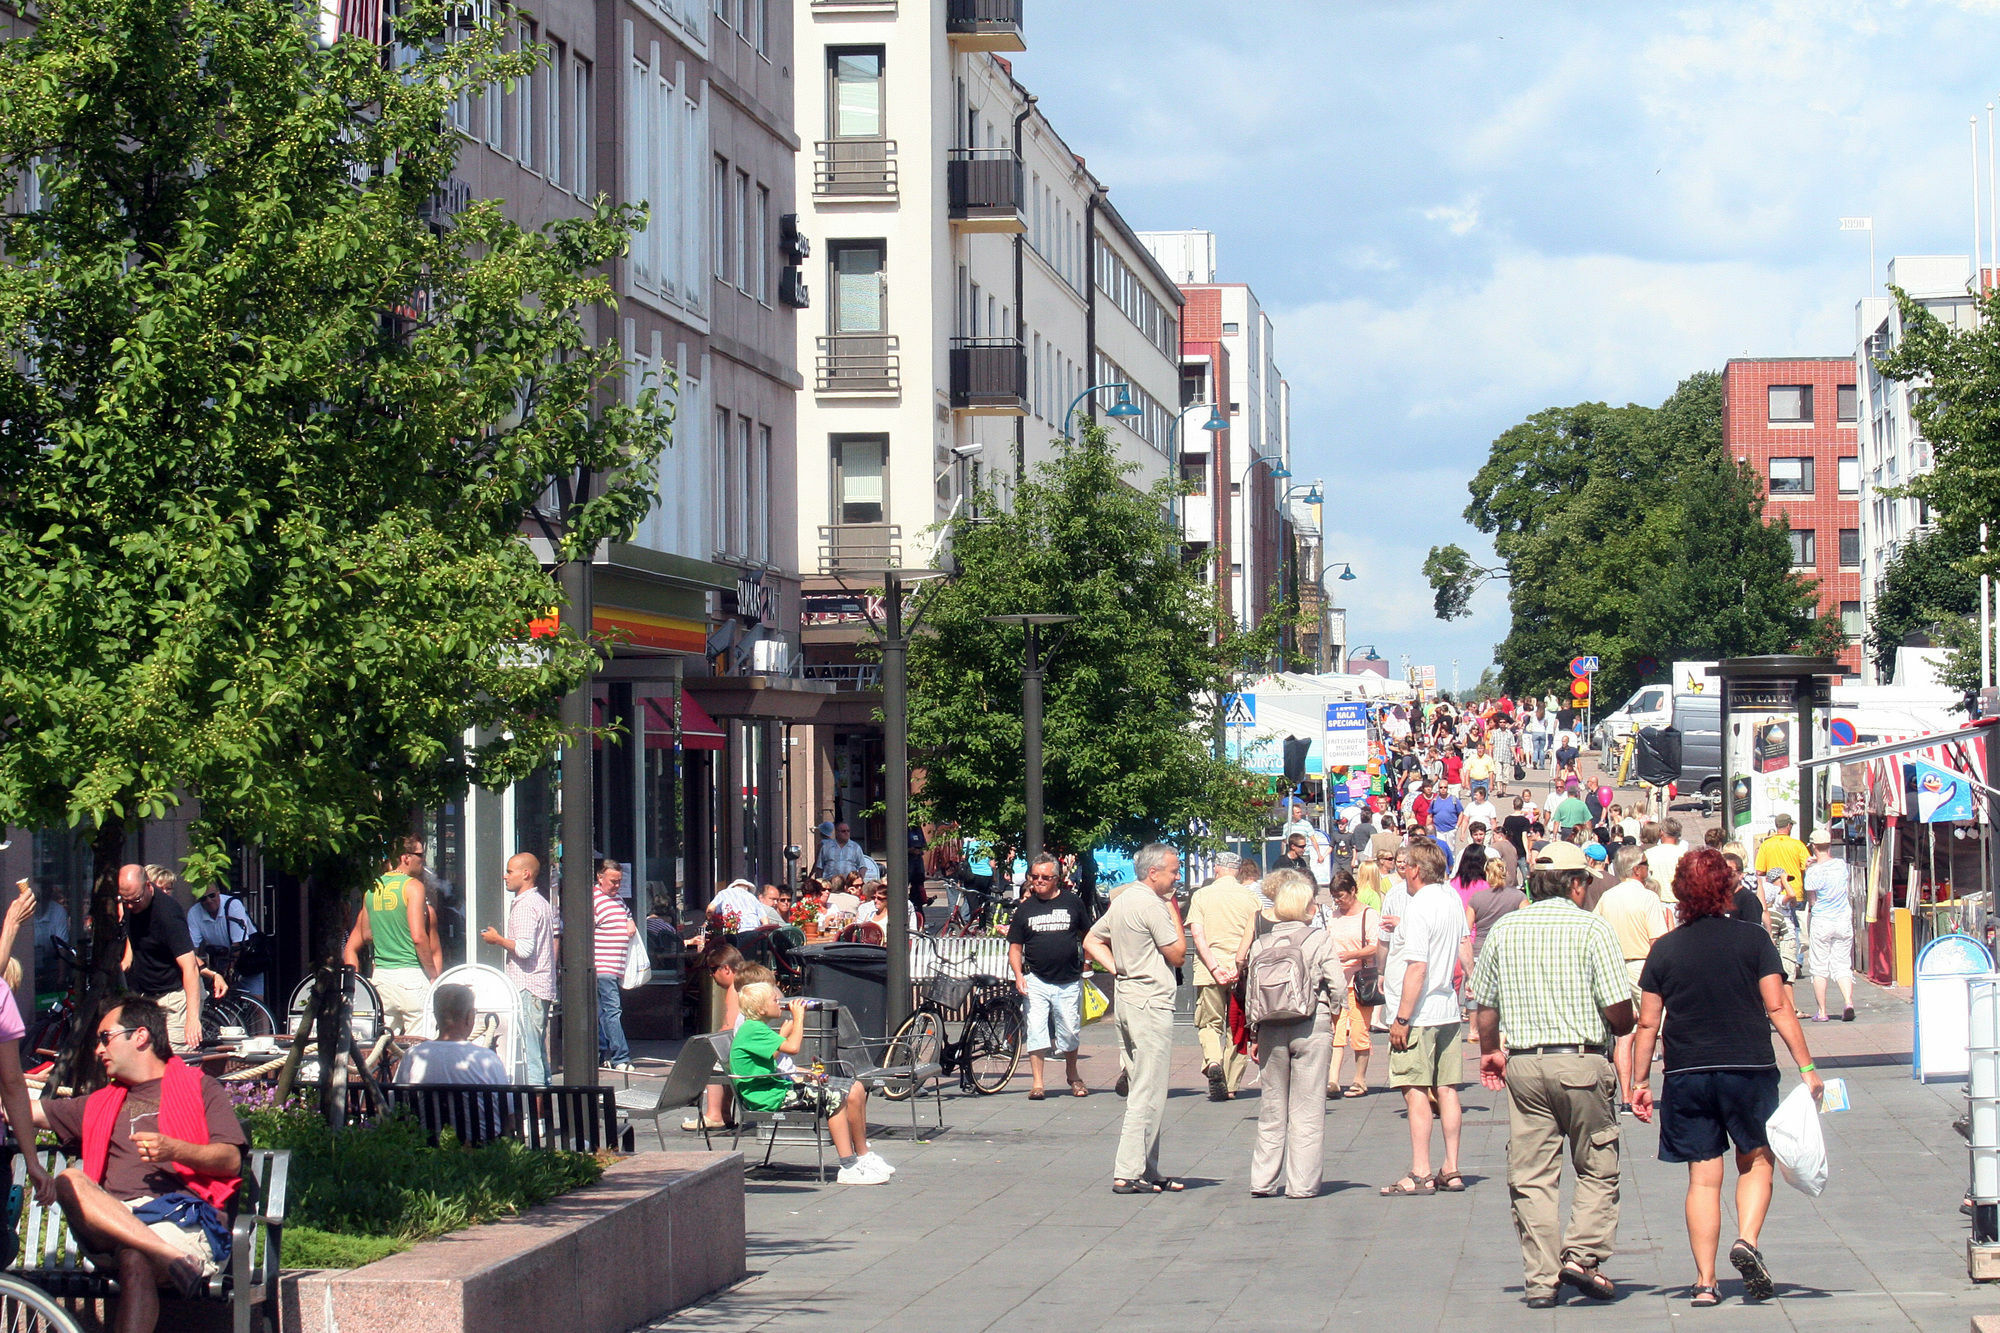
[187,884,264,999]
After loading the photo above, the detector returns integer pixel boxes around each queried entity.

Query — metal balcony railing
[814,139,897,198]
[946,0,1023,47]
[948,149,1024,229]
[815,334,899,394]
[949,337,1026,411]
[800,663,883,691]
[818,523,903,575]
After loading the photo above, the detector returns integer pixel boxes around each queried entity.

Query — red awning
[645,693,726,750]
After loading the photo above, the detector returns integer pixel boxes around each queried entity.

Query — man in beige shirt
[1187,853,1263,1100]
[1594,846,1673,1112]
[1085,843,1187,1194]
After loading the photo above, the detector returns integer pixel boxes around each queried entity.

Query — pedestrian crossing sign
[1224,692,1257,728]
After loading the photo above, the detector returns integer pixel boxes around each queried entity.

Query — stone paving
[644,979,2000,1332]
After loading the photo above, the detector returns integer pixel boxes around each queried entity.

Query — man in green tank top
[343,835,441,1034]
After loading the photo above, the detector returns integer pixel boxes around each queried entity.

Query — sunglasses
[95,1027,140,1048]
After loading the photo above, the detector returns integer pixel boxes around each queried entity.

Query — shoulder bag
[1348,908,1385,1008]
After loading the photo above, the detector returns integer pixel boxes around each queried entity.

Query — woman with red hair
[1628,848,1822,1308]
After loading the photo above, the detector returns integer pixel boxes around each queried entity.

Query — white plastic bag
[1765,1083,1828,1196]
[620,927,652,990]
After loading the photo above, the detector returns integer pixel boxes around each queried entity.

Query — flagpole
[1975,117,1984,292]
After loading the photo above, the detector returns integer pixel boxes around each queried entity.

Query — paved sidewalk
[652,981,1995,1331]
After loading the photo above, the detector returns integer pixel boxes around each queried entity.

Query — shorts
[151,988,200,1050]
[778,1075,857,1117]
[373,966,431,1035]
[1656,1068,1781,1163]
[1388,1021,1463,1089]
[1022,975,1081,1055]
[89,1194,222,1281]
[1624,959,1646,1001]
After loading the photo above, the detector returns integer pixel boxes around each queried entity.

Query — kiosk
[1714,656,1842,837]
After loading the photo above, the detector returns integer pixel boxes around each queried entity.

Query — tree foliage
[1427,373,1835,704]
[0,0,664,902]
[905,426,1265,856]
[1865,524,1979,682]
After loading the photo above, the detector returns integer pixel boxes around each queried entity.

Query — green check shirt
[1469,897,1628,1049]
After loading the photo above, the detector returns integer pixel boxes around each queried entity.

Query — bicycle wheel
[964,1002,1021,1094]
[878,1011,942,1102]
[232,994,277,1037]
[0,1274,84,1332]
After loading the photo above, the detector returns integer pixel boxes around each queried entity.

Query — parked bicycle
[938,871,1014,937]
[881,969,1021,1096]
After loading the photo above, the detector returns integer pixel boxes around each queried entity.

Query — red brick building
[1721,358,1862,677]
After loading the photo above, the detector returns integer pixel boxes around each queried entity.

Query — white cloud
[1421,198,1482,236]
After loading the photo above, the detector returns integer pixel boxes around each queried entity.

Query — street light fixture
[1330,562,1356,581]
[1063,381,1143,441]
[1165,402,1229,534]
[986,613,1080,859]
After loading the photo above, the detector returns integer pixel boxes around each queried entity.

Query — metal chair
[617,1034,718,1151]
[833,1007,946,1133]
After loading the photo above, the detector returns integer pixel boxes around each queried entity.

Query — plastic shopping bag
[1080,976,1110,1026]
[620,927,653,990]
[1765,1083,1828,1197]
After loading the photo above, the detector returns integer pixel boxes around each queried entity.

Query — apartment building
[1721,358,1861,679]
[788,0,1184,848]
[1139,231,1293,631]
[1854,255,1979,682]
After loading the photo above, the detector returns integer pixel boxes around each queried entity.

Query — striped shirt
[592,889,637,978]
[504,889,555,1002]
[1469,897,1628,1050]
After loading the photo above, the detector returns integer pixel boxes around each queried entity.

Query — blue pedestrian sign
[1223,692,1257,728]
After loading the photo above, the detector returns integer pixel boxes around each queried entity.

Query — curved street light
[1166,401,1229,535]
[1063,381,1142,442]
[1234,452,1291,630]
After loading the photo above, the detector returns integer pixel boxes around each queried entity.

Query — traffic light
[1570,676,1591,703]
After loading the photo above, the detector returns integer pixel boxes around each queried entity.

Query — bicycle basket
[922,975,975,1012]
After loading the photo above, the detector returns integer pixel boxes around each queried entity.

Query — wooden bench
[378,1083,632,1153]
[8,1146,288,1333]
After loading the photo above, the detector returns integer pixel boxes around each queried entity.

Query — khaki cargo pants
[1504,1051,1621,1298]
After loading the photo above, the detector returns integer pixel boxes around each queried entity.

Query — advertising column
[1724,677,1832,834]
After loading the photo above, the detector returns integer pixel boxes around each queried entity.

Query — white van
[1597,682,1673,751]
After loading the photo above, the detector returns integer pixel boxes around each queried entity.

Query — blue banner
[1912,758,1977,823]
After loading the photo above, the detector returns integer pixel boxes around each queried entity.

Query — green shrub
[243,1104,604,1268]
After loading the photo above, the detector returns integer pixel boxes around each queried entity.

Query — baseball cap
[1583,842,1609,863]
[1532,841,1592,872]
[1774,812,1794,828]
[1810,827,1832,846]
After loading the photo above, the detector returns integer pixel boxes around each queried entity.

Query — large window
[1839,528,1861,569]
[829,241,885,332]
[829,49,884,139]
[1768,384,1812,424]
[754,185,770,302]
[832,435,887,524]
[712,156,729,282]
[1789,529,1816,568]
[735,170,751,295]
[1837,384,1858,423]
[1768,457,1815,495]
[1841,600,1864,642]
[1838,456,1859,495]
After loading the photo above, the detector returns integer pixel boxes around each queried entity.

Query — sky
[1011,0,2000,695]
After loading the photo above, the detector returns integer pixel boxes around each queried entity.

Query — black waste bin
[796,943,890,1041]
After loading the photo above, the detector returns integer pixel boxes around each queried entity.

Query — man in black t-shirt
[1007,854,1088,1099]
[1500,797,1534,859]
[1630,847,1822,1308]
[117,864,204,1053]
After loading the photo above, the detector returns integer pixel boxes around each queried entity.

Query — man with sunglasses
[33,997,248,1332]
[1007,855,1089,1099]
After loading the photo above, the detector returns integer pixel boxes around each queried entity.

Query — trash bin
[796,943,890,1041]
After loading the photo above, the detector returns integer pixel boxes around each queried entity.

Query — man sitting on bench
[396,983,513,1143]
[33,996,248,1333]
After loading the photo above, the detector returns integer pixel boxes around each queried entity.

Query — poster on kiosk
[1725,677,1832,834]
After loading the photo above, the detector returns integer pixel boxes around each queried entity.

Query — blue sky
[1012,0,2000,693]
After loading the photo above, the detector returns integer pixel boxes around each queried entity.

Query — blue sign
[1913,759,1977,823]
[1829,718,1857,748]
[1223,693,1257,727]
[1324,702,1369,767]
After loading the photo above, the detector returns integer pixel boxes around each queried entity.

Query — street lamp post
[1063,381,1143,442]
[1166,401,1229,535]
[987,614,1079,859]
[876,567,946,1034]
[1234,452,1291,631]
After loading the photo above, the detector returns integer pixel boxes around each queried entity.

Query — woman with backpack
[1243,869,1346,1198]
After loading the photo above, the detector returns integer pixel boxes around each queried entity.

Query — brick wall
[1722,358,1861,675]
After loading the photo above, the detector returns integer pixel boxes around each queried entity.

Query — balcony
[946,0,1023,50]
[814,139,897,199]
[818,524,903,575]
[949,337,1027,414]
[948,150,1025,233]
[812,0,895,9]
[816,334,900,395]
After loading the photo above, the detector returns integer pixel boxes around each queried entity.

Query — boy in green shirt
[730,983,892,1185]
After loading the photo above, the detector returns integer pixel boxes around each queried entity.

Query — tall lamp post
[987,614,1079,859]
[877,567,944,1034]
[1234,453,1291,632]
[1063,381,1142,441]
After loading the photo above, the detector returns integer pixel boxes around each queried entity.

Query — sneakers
[608,1062,637,1073]
[837,1159,891,1185]
[859,1151,895,1176]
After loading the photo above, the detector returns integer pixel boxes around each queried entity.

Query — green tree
[1426,373,1833,703]
[906,425,1265,862]
[0,0,663,954]
[1865,525,1980,684]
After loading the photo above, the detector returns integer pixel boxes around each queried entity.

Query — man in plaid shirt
[1470,840,1636,1310]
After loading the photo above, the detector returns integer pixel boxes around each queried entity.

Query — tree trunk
[273,851,374,1119]
[48,819,131,1094]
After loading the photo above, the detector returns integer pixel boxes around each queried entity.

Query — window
[1841,600,1864,642]
[735,170,751,295]
[1181,459,1208,495]
[517,20,535,171]
[1837,385,1858,423]
[713,406,731,550]
[829,49,884,139]
[1839,528,1861,569]
[1222,321,1239,335]
[545,38,565,191]
[1789,529,1816,568]
[832,435,887,524]
[754,185,770,301]
[731,414,752,557]
[1768,457,1814,495]
[829,241,885,332]
[570,55,591,196]
[1767,384,1812,424]
[712,156,729,282]
[756,424,773,562]
[754,0,770,55]
[1838,456,1859,495]
[624,41,709,314]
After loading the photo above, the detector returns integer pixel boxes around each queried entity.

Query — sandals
[1690,1284,1720,1307]
[1146,1177,1187,1192]
[1558,1260,1615,1301]
[1027,1089,1047,1101]
[1431,1170,1466,1192]
[1379,1172,1434,1197]
[1344,1081,1367,1098]
[1729,1239,1774,1302]
[1069,1081,1090,1098]
[1111,1178,1158,1194]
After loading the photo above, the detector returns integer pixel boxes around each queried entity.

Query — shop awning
[647,692,726,750]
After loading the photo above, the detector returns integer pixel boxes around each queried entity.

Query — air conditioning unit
[780,266,810,309]
[753,638,791,674]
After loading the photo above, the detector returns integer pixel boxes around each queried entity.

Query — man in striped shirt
[592,863,639,1073]
[1470,840,1635,1310]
